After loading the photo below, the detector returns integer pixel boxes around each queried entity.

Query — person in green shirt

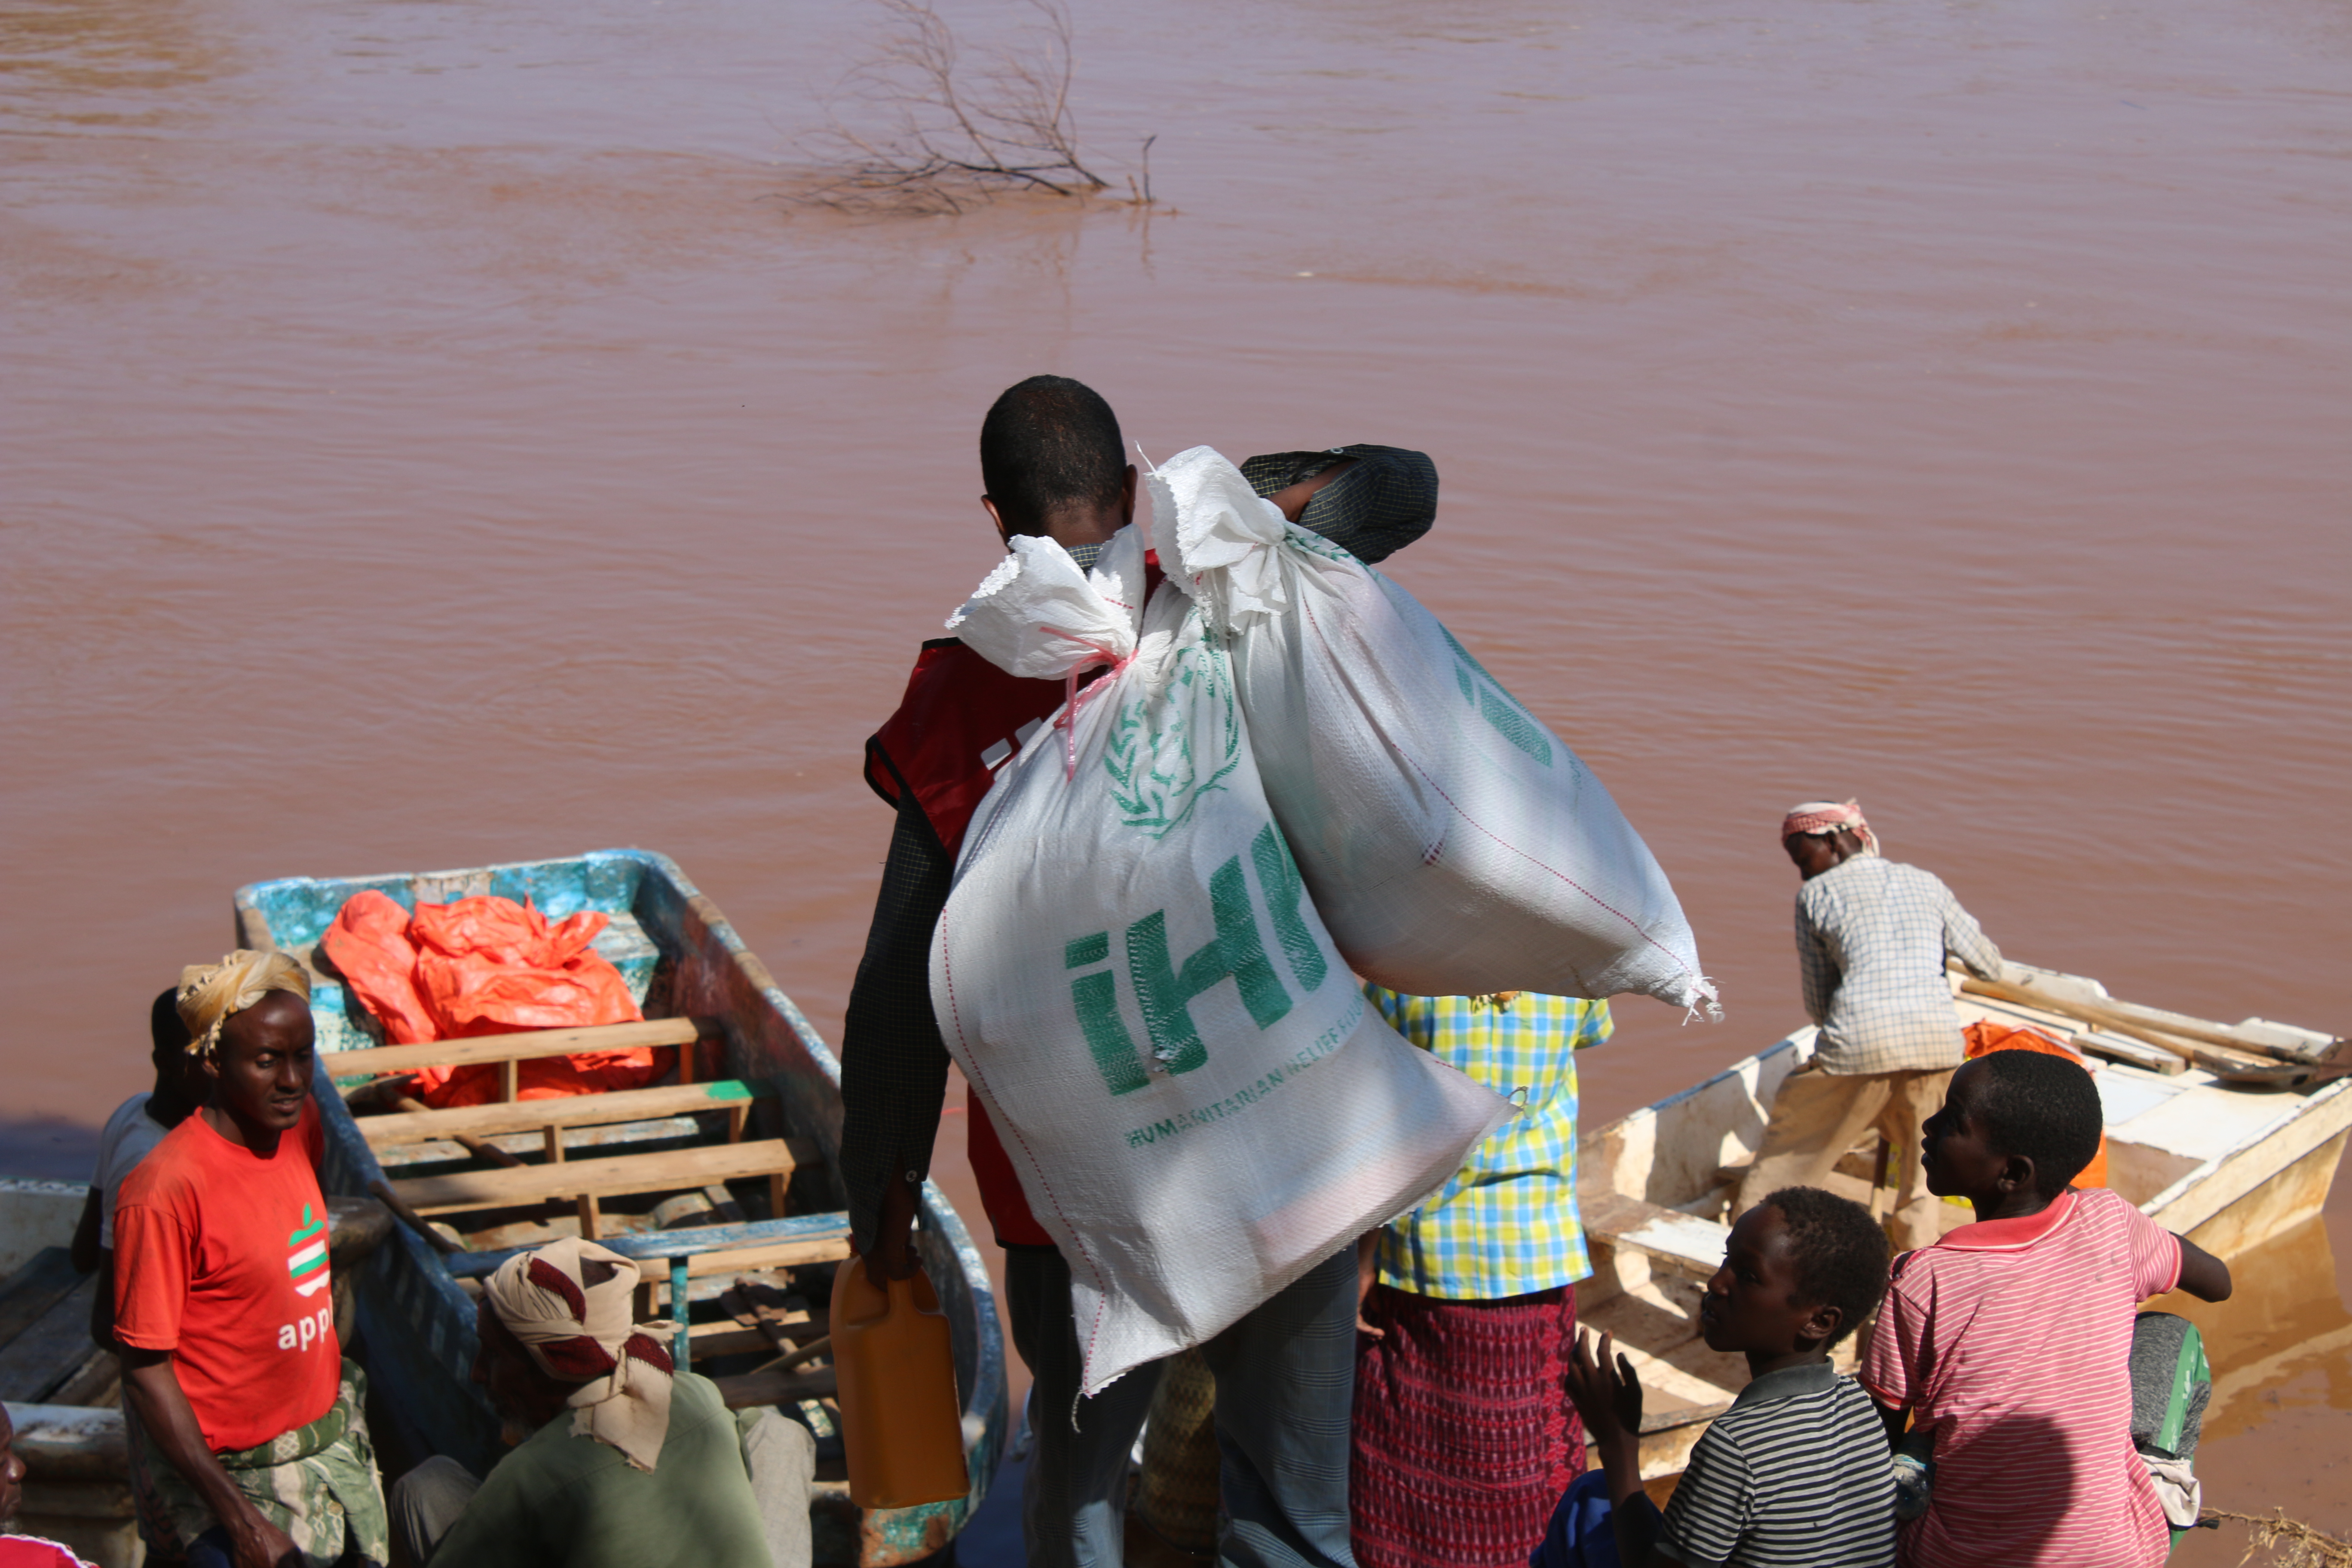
[389,1238,792,1568]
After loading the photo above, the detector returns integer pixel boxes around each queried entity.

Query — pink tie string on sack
[1041,625,1135,781]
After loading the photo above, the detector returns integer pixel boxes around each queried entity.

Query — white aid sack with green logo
[1149,445,1717,1015]
[936,527,1515,1396]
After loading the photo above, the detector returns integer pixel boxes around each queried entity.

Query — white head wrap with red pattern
[484,1237,675,1471]
[1780,799,1880,857]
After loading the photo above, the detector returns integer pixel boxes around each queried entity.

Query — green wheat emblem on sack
[1438,623,1562,769]
[1103,634,1245,839]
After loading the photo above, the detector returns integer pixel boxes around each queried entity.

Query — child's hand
[1565,1328,1644,1449]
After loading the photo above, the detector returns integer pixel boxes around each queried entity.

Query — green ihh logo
[1065,825,1329,1096]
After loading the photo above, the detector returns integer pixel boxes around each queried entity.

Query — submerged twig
[802,0,1150,216]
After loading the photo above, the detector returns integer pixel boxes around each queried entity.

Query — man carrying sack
[113,952,389,1568]
[1733,801,2009,1252]
[840,374,1439,1568]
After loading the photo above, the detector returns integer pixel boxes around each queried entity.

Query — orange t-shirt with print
[113,1099,341,1452]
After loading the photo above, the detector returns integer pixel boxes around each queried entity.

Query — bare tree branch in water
[2200,1508,2352,1567]
[805,0,1140,216]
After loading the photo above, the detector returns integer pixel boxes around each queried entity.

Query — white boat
[1574,963,2349,1479]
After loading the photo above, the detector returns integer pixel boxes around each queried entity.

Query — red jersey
[113,1099,342,1452]
[867,637,1079,1247]
[0,1537,92,1568]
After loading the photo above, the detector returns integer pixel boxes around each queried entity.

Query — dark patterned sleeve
[1239,444,1438,564]
[837,790,956,1253]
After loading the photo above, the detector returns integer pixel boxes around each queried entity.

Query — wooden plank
[1583,1191,1730,1278]
[359,1080,773,1148]
[0,1275,101,1402]
[712,1365,838,1411]
[0,1250,86,1352]
[446,1213,850,1280]
[391,1138,815,1216]
[673,1235,851,1280]
[327,1017,704,1080]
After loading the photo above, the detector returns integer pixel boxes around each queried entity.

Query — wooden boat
[226,848,1008,1567]
[1574,961,2349,1480]
[1,1178,141,1568]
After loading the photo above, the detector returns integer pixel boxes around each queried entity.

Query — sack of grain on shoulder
[1147,444,1716,1016]
[935,525,1515,1396]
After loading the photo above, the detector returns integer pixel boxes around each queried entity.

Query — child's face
[1921,1063,2009,1200]
[1699,1204,1833,1356]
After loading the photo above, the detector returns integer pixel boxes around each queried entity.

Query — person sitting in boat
[387,1237,798,1568]
[839,372,1439,1568]
[70,987,213,1346]
[1348,987,1612,1568]
[1732,799,2006,1253]
[113,951,391,1568]
[1857,1050,2232,1568]
[1541,1186,1898,1568]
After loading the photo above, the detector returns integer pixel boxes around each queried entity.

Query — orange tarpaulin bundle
[321,890,668,1108]
[1962,1019,2109,1189]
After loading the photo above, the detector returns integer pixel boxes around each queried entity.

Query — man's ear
[981,495,1012,549]
[2000,1153,2037,1195]
[1119,463,1137,525]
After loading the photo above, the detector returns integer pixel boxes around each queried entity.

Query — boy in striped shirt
[1548,1186,1897,1568]
[1859,1051,2233,1568]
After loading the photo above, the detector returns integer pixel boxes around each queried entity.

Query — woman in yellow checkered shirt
[1350,986,1611,1568]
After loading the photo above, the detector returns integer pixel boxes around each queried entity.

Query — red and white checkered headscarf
[1781,799,1880,856]
[485,1237,675,1471]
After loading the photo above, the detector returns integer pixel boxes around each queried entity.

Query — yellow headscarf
[176,949,312,1057]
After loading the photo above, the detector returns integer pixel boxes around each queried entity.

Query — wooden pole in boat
[1956,974,2349,1086]
[1952,967,2342,1063]
[392,1095,525,1170]
[368,1179,460,1255]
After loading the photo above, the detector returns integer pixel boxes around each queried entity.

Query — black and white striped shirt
[1660,1361,1895,1568]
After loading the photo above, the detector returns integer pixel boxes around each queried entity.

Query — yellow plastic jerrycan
[830,1253,970,1509]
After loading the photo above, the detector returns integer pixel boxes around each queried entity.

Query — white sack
[935,530,1516,1395]
[1149,445,1717,1014]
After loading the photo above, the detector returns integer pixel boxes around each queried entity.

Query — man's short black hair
[1968,1050,2104,1197]
[150,986,184,1061]
[1762,1185,1890,1348]
[979,375,1126,536]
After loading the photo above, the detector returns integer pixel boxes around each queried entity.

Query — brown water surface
[5,0,2346,1533]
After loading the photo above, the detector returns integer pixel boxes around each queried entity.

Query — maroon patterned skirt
[1351,1283,1586,1568]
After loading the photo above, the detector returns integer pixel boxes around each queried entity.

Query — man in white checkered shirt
[1733,800,2007,1251]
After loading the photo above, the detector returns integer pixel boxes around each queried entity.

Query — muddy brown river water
[4,0,2347,1552]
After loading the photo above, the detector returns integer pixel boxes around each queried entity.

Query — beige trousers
[1732,1064,1955,1254]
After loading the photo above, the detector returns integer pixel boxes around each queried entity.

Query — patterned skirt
[1351,1283,1586,1568]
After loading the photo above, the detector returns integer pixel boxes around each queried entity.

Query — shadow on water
[0,1115,104,1182]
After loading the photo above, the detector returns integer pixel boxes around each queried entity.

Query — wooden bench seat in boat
[1580,1189,1731,1281]
[358,1078,777,1149]
[442,1212,853,1283]
[389,1137,818,1218]
[331,1016,717,1102]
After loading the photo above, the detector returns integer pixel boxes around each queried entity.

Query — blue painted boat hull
[232,848,1006,1567]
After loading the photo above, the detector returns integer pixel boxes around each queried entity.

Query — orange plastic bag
[1962,1020,2108,1189]
[322,890,666,1108]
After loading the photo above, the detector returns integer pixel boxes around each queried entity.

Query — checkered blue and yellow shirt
[1367,985,1611,1302]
